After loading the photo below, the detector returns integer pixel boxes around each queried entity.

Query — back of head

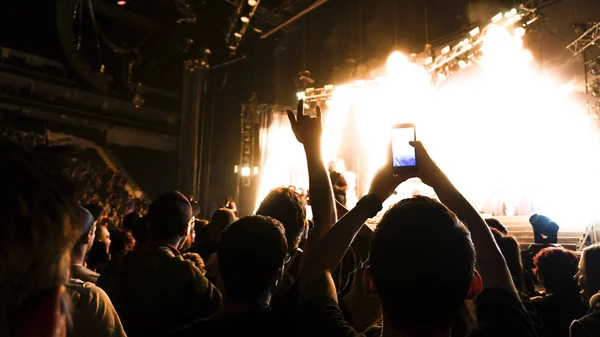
[581,244,600,299]
[256,187,306,250]
[208,208,236,239]
[369,196,475,336]
[490,228,524,292]
[0,138,80,334]
[485,218,508,235]
[122,212,140,232]
[83,203,102,222]
[148,191,193,242]
[218,215,288,302]
[533,247,579,294]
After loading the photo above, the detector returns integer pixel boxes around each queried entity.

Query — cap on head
[80,206,95,237]
[148,191,198,241]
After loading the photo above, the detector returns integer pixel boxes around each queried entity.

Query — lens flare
[256,24,599,230]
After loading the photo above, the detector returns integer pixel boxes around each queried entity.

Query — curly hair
[533,247,579,294]
[256,187,306,251]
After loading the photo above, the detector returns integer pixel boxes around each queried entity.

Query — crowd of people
[2,100,600,337]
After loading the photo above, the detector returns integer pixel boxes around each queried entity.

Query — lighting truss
[299,3,541,104]
[225,0,262,55]
[425,5,540,74]
[566,22,600,56]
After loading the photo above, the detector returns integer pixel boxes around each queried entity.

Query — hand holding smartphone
[391,123,417,174]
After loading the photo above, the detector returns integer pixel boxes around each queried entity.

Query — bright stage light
[256,23,600,229]
[514,26,526,37]
[491,12,503,23]
[248,0,258,6]
[470,27,480,37]
[241,16,250,24]
[117,0,126,6]
[241,166,251,177]
[296,91,306,100]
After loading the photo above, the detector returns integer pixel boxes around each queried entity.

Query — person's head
[147,191,199,246]
[225,196,234,204]
[208,208,236,241]
[109,229,136,257]
[577,244,600,304]
[121,212,139,233]
[256,187,306,252]
[217,215,288,304]
[95,224,111,253]
[328,160,336,172]
[533,247,579,294]
[485,218,508,235]
[132,215,150,244]
[72,207,97,258]
[490,228,524,292]
[365,196,477,336]
[0,138,80,337]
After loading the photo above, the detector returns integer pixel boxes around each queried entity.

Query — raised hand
[369,146,414,203]
[409,140,445,188]
[287,99,323,148]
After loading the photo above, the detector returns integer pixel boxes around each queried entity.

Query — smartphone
[391,123,417,173]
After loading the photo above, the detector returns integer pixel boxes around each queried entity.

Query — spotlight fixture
[514,26,526,37]
[117,0,126,5]
[234,32,242,39]
[248,0,258,6]
[241,16,250,24]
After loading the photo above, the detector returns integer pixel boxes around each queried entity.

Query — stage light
[470,27,480,37]
[241,16,250,24]
[491,12,503,23]
[296,92,306,100]
[253,166,259,175]
[241,166,251,177]
[441,46,451,55]
[117,0,126,5]
[248,0,258,6]
[458,60,467,69]
[514,27,526,37]
[234,32,242,39]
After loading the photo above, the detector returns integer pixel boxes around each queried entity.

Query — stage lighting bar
[425,4,539,76]
[226,0,262,55]
[566,22,600,56]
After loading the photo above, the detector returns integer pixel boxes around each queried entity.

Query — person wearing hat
[71,206,100,284]
[98,191,220,337]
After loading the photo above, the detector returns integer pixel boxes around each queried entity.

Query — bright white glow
[470,27,480,37]
[241,166,251,177]
[514,26,526,37]
[248,0,258,6]
[117,0,126,5]
[296,92,306,100]
[255,24,600,231]
[241,16,250,23]
[253,166,259,175]
[441,46,451,55]
[458,60,468,69]
[492,12,503,23]
[234,32,242,38]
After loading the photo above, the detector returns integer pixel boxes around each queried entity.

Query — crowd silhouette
[2,101,600,337]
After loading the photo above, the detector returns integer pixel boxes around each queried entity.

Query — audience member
[189,208,236,263]
[173,215,288,336]
[87,241,110,273]
[570,244,600,337]
[297,140,536,337]
[0,138,80,337]
[485,217,508,235]
[98,191,221,337]
[533,247,588,337]
[71,206,100,284]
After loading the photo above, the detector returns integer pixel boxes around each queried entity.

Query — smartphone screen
[391,124,416,170]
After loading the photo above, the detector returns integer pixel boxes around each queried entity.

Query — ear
[14,285,66,337]
[362,266,378,297]
[465,270,483,300]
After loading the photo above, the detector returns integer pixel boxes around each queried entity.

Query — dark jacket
[98,245,221,337]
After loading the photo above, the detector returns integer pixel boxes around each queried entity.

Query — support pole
[179,58,209,200]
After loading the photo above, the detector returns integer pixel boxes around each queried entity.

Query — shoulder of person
[570,310,600,337]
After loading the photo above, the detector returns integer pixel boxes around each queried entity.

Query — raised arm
[411,141,517,296]
[287,100,337,255]
[299,160,408,303]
